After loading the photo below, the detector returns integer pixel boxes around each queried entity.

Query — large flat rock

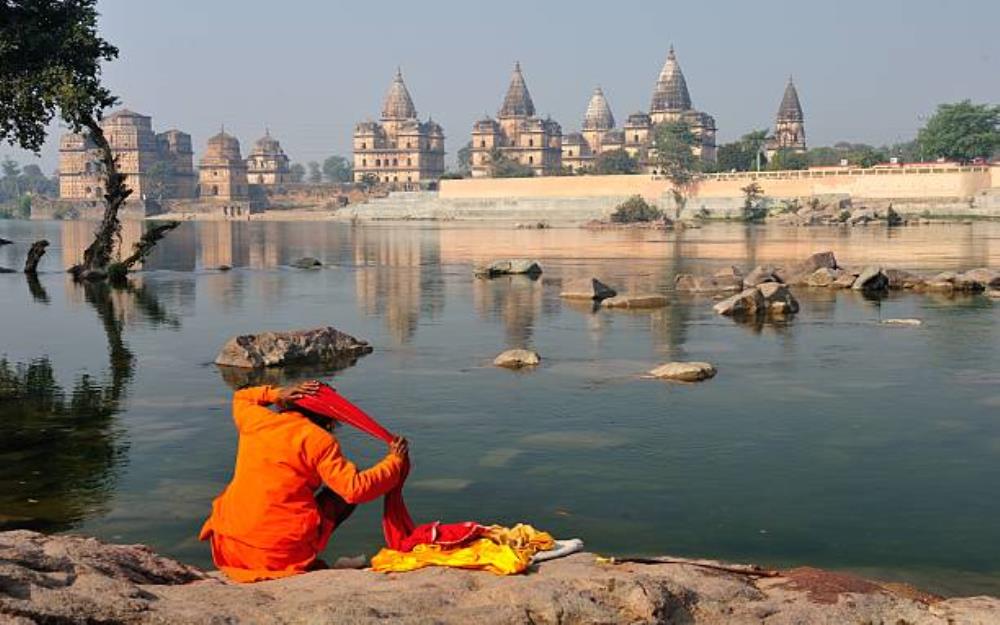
[2,531,997,625]
[214,326,373,369]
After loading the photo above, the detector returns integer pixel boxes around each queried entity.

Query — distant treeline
[0,158,58,219]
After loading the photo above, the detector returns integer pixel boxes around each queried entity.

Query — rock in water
[956,267,999,291]
[852,266,889,292]
[674,273,742,293]
[883,268,924,290]
[475,259,542,278]
[560,278,617,301]
[648,362,717,382]
[0,237,12,245]
[493,349,540,369]
[778,251,838,284]
[291,257,322,269]
[832,270,860,289]
[215,326,373,368]
[713,287,765,316]
[758,282,800,314]
[602,294,668,309]
[742,265,782,288]
[805,267,840,287]
[881,318,922,326]
[986,289,1000,299]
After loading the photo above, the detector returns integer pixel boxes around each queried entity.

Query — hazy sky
[7,0,1000,172]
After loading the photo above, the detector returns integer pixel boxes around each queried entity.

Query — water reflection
[0,277,177,532]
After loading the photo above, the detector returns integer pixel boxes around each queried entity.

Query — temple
[562,87,625,172]
[470,62,563,177]
[58,109,196,201]
[246,130,290,185]
[766,77,806,157]
[352,69,445,185]
[198,130,249,201]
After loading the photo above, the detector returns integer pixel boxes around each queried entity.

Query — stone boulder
[493,349,540,369]
[987,289,1000,300]
[777,251,838,285]
[603,294,668,309]
[881,318,922,326]
[956,268,999,291]
[851,266,889,292]
[648,361,717,382]
[758,282,800,314]
[804,267,841,287]
[883,268,924,290]
[560,278,617,301]
[215,326,373,368]
[742,265,782,288]
[291,257,322,269]
[832,270,861,289]
[674,272,742,293]
[886,205,904,226]
[923,271,959,292]
[217,264,232,272]
[475,259,542,278]
[849,208,876,225]
[2,531,998,625]
[713,287,765,316]
[0,237,12,245]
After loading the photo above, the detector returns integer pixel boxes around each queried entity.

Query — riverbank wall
[345,164,1000,222]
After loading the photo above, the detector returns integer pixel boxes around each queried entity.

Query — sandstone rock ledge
[1,531,997,625]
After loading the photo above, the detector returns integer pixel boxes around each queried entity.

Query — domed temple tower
[59,108,195,202]
[198,130,248,201]
[766,77,806,158]
[644,46,717,166]
[563,87,625,172]
[470,62,562,177]
[246,129,290,185]
[352,68,445,185]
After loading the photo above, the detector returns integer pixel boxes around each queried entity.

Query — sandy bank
[1,531,996,624]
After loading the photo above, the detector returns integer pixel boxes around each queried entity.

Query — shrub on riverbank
[610,195,663,223]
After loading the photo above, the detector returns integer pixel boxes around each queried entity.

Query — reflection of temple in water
[472,275,544,347]
[353,228,442,345]
[61,220,145,270]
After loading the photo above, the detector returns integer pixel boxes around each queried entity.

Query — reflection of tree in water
[0,278,174,532]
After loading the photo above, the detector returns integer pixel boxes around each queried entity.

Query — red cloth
[295,386,483,551]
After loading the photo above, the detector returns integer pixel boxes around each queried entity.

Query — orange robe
[199,385,404,583]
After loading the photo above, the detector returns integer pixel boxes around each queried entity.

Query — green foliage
[306,161,322,184]
[767,149,809,171]
[651,121,699,187]
[806,146,840,167]
[0,157,56,217]
[288,163,305,183]
[715,130,769,172]
[145,160,173,199]
[456,141,472,175]
[0,0,119,153]
[439,171,465,180]
[741,182,767,222]
[322,155,352,183]
[593,149,639,175]
[610,195,663,223]
[917,100,1000,163]
[487,149,534,178]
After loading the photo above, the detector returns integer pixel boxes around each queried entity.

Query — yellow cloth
[370,523,555,575]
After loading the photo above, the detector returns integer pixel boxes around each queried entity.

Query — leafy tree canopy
[917,100,1000,164]
[0,0,119,152]
[593,149,639,175]
[487,149,534,178]
[322,155,352,183]
[651,121,698,187]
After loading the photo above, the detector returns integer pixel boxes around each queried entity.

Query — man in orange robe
[200,381,408,582]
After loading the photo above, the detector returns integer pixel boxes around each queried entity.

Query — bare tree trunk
[109,221,180,282]
[23,239,49,274]
[69,113,132,280]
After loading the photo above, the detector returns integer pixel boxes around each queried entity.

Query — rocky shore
[1,531,997,624]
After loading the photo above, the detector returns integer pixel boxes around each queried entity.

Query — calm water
[1,219,998,596]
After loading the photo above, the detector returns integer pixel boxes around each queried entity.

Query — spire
[583,86,615,130]
[381,67,417,120]
[499,61,535,118]
[650,45,692,112]
[777,76,804,122]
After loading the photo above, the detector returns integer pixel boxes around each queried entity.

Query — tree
[307,161,322,183]
[651,121,699,218]
[288,162,305,183]
[917,100,1000,164]
[486,148,534,178]
[456,141,472,176]
[845,145,887,168]
[0,0,173,279]
[741,182,766,222]
[767,149,809,171]
[593,149,639,175]
[610,195,663,223]
[806,146,840,167]
[145,160,173,200]
[322,155,352,183]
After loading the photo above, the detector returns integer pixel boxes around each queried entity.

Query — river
[1,219,998,596]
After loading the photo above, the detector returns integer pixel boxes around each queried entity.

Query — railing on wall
[704,165,992,182]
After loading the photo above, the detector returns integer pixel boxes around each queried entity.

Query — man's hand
[276,380,323,409]
[389,436,409,460]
